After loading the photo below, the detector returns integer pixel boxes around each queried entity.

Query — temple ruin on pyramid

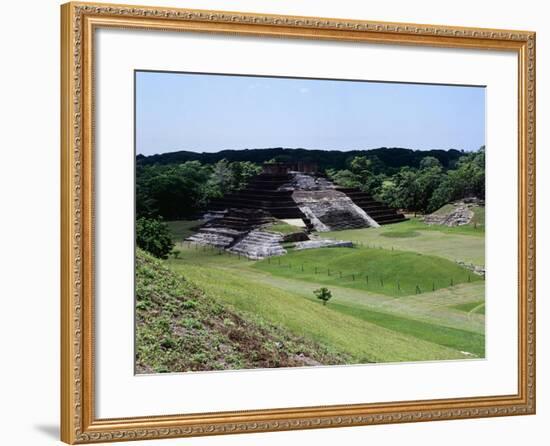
[186,162,407,259]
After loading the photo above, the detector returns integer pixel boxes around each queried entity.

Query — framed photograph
[60,2,536,443]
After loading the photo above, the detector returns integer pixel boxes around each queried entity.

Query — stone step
[227,230,286,259]
[294,239,354,250]
[361,209,400,217]
[376,215,408,225]
[186,232,236,248]
[238,235,282,244]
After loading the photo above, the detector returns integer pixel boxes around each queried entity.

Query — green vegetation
[151,216,485,367]
[322,219,485,265]
[451,300,486,315]
[168,259,474,363]
[471,205,485,227]
[136,217,174,259]
[327,148,485,214]
[137,159,261,219]
[137,146,465,172]
[137,147,484,221]
[165,220,203,242]
[432,203,485,229]
[265,220,304,235]
[314,287,332,305]
[254,247,481,297]
[432,203,455,215]
[135,142,486,370]
[380,230,421,238]
[136,249,348,373]
[330,302,484,357]
[388,217,484,236]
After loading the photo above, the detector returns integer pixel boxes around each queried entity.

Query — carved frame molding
[60,2,536,443]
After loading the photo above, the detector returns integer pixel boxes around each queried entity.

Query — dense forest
[137,147,464,172]
[136,146,485,221]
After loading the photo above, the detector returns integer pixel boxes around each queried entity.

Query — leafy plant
[136,217,175,259]
[314,287,332,305]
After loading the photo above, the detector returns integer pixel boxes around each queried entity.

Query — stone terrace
[186,166,407,258]
[335,187,407,225]
[208,173,309,220]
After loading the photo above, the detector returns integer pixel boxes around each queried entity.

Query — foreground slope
[168,252,478,363]
[136,249,348,373]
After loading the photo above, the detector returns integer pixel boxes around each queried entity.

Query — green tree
[419,156,442,169]
[206,159,234,199]
[136,217,175,259]
[314,287,332,306]
[326,169,360,188]
[428,147,485,211]
[373,147,484,214]
[136,161,211,220]
[428,176,454,211]
[416,164,444,212]
[327,155,385,195]
[229,161,262,190]
[376,180,400,208]
[390,167,421,211]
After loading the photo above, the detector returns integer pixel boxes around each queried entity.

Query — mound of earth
[135,249,348,373]
[424,198,484,227]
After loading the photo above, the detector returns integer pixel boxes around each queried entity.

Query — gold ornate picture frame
[60,2,536,444]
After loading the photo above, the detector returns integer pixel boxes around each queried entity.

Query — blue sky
[135,71,485,156]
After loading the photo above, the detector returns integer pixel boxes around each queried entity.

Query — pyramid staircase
[335,187,407,225]
[228,230,286,259]
[208,173,307,220]
[185,208,281,255]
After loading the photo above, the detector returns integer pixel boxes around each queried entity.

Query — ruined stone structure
[261,161,318,175]
[186,163,406,258]
[228,230,286,259]
[424,199,483,227]
[186,208,274,249]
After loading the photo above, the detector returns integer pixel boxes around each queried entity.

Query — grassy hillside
[322,218,485,265]
[136,249,348,373]
[168,253,481,362]
[157,217,485,366]
[451,300,485,315]
[254,247,481,297]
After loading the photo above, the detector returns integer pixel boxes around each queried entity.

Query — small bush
[136,217,175,259]
[314,287,332,306]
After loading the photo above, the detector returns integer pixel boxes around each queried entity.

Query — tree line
[137,160,261,220]
[136,147,484,221]
[137,146,464,172]
[327,146,485,214]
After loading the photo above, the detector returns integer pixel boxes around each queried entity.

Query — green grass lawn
[162,219,485,364]
[470,206,485,227]
[244,269,485,334]
[380,217,483,236]
[380,230,421,238]
[254,247,481,297]
[169,260,474,362]
[323,218,485,266]
[166,220,203,242]
[264,220,304,234]
[451,300,486,315]
[329,301,484,357]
